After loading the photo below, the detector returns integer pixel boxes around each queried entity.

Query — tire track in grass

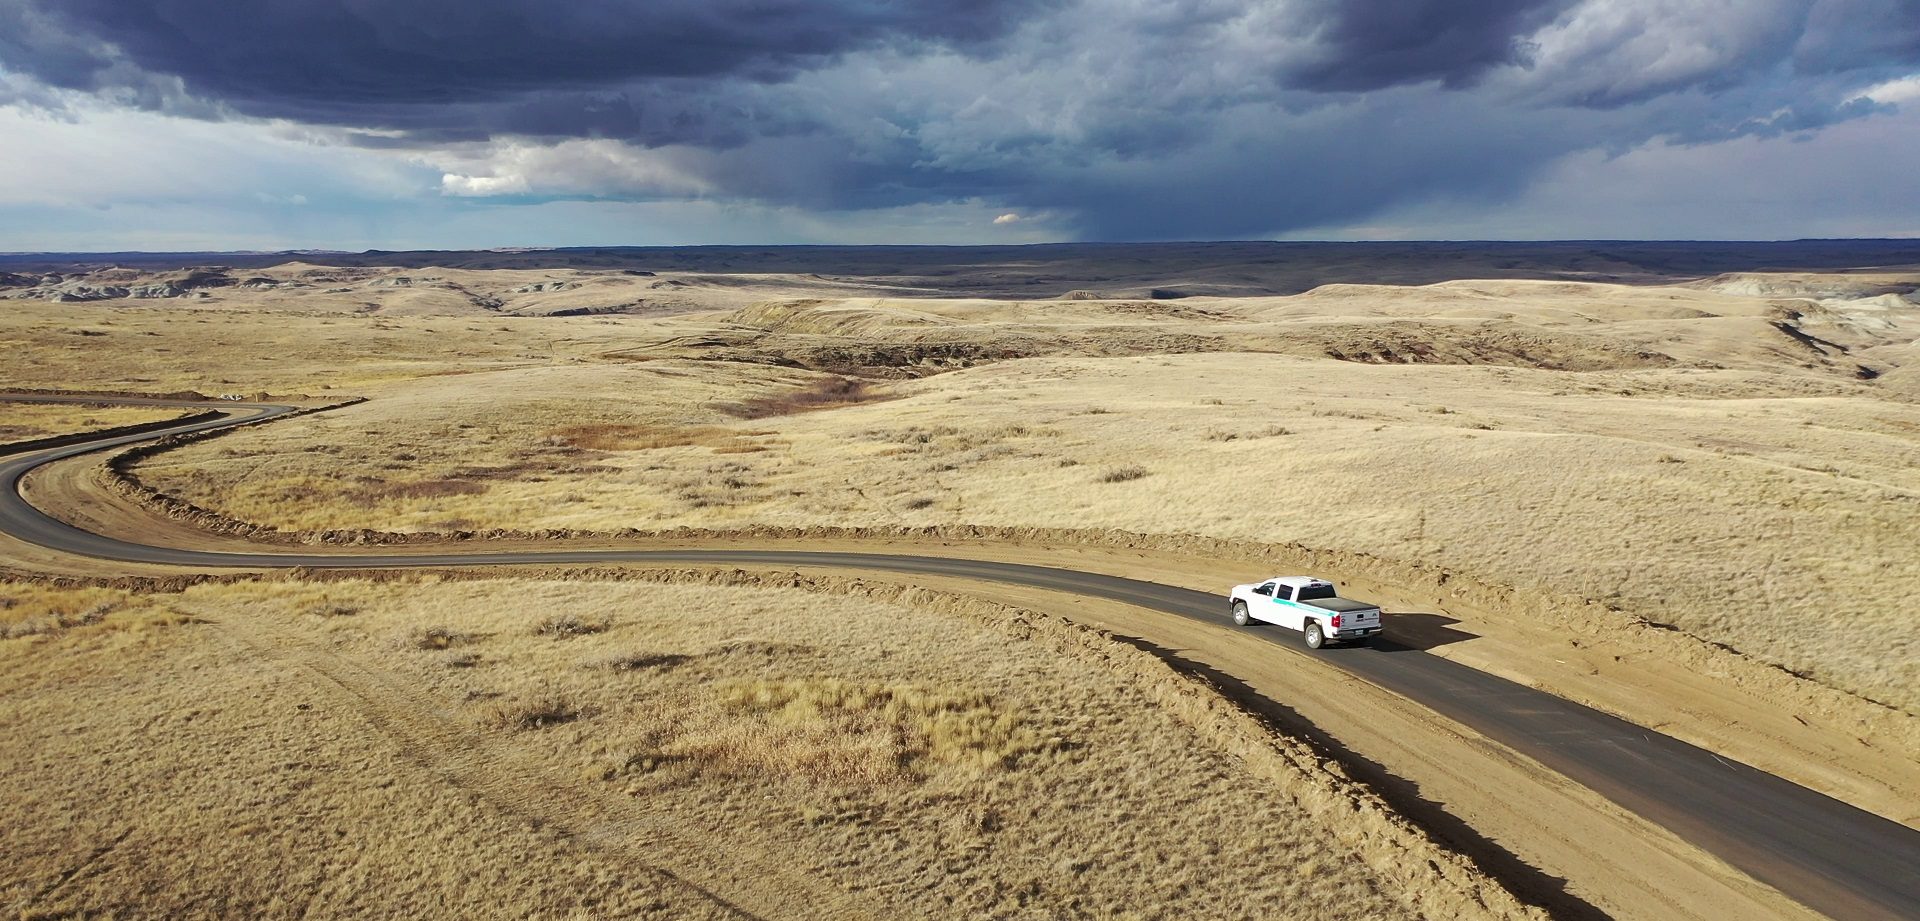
[206,608,874,921]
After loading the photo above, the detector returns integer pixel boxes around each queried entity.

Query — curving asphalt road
[4,396,1918,921]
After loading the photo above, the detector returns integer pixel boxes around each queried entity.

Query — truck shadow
[1110,634,1611,921]
[1368,611,1478,652]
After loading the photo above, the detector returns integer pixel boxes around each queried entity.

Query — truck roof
[1273,576,1333,588]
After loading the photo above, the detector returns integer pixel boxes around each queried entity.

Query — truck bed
[1303,597,1379,614]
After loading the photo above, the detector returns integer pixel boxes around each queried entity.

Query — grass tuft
[409,626,474,650]
[488,691,583,731]
[533,614,610,638]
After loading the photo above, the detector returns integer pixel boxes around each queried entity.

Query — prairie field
[80,275,1920,715]
[0,574,1529,920]
[0,402,188,442]
[4,249,1919,920]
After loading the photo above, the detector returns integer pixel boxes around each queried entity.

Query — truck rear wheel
[1303,621,1326,649]
[1231,601,1249,626]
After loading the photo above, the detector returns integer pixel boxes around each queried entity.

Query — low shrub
[409,626,473,650]
[533,614,610,638]
[488,692,582,731]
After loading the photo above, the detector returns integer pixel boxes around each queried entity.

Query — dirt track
[5,397,1919,920]
[207,600,875,919]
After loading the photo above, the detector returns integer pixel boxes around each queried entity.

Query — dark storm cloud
[1278,0,1578,91]
[0,0,1038,109]
[3,0,1919,240]
[1796,0,1920,72]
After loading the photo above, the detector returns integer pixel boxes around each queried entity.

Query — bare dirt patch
[727,376,890,419]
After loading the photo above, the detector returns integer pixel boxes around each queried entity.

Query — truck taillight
[1330,614,1342,629]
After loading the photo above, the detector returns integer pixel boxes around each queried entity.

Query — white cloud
[441,173,531,196]
[1855,73,1920,107]
[993,212,1022,224]
[1503,0,1809,106]
[429,139,711,199]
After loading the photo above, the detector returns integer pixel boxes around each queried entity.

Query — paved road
[5,397,1918,921]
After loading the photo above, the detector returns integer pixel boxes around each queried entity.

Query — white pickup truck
[1228,576,1383,649]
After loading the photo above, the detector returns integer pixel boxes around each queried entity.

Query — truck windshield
[1295,584,1337,601]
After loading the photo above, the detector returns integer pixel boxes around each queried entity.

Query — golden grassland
[13,271,1920,710]
[0,575,1530,920]
[9,264,1917,918]
[138,349,1920,714]
[0,299,616,395]
[0,402,187,442]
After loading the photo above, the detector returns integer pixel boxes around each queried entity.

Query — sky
[0,0,1917,250]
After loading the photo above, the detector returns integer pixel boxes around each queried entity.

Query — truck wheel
[1303,622,1325,649]
[1231,601,1249,626]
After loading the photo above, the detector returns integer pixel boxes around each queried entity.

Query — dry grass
[140,333,1920,714]
[0,581,746,920]
[0,576,1504,919]
[0,403,187,442]
[653,677,1044,783]
[30,267,1920,744]
[488,689,584,730]
[0,584,209,639]
[12,259,1920,918]
[408,626,474,650]
[532,614,609,637]
[0,584,134,639]
[551,422,725,452]
[0,301,573,395]
[349,478,488,505]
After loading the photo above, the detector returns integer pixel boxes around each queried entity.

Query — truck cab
[1227,576,1383,649]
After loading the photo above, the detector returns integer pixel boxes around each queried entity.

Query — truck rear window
[1294,584,1337,601]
